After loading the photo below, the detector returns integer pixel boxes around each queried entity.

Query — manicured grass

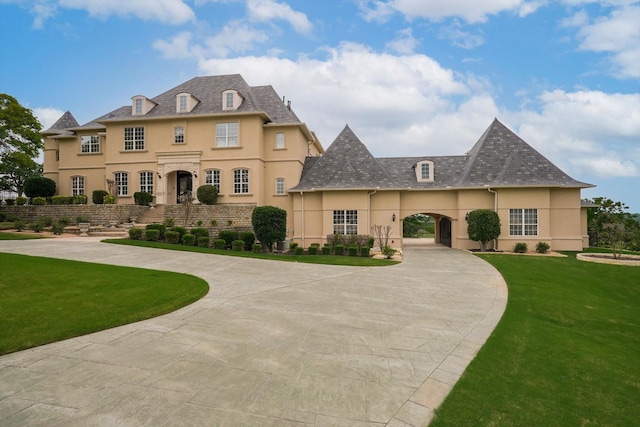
[0,231,48,240]
[431,252,640,426]
[0,253,208,355]
[105,239,399,266]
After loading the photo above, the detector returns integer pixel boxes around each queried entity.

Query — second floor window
[124,127,144,151]
[216,123,238,147]
[275,178,285,195]
[233,168,249,194]
[139,171,153,194]
[174,127,185,144]
[205,169,221,193]
[276,133,285,149]
[134,98,143,115]
[114,172,128,196]
[179,95,187,112]
[71,176,84,196]
[81,135,100,153]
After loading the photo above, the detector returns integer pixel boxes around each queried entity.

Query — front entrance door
[177,171,192,203]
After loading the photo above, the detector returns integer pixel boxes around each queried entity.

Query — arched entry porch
[401,212,453,248]
[155,152,201,205]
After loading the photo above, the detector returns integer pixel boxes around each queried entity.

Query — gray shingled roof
[41,111,79,136]
[292,119,592,191]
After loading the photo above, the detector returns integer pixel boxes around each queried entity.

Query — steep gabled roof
[290,125,395,190]
[41,111,79,136]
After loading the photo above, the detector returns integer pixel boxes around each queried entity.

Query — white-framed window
[216,123,238,147]
[114,172,128,196]
[124,127,144,151]
[233,168,249,194]
[276,133,285,149]
[174,127,185,144]
[333,210,358,235]
[139,171,153,194]
[134,98,143,115]
[275,177,285,195]
[415,160,434,182]
[81,135,100,153]
[71,176,84,196]
[55,150,60,162]
[205,169,221,193]
[226,92,234,109]
[509,208,538,236]
[179,95,187,112]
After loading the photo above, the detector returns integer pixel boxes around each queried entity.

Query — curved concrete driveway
[0,238,507,426]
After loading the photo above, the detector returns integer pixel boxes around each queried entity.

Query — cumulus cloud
[33,107,66,131]
[246,0,312,34]
[59,0,196,24]
[385,28,420,54]
[438,20,485,49]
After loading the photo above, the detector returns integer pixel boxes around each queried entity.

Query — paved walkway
[0,238,507,426]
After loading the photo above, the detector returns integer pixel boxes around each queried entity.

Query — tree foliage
[251,206,287,252]
[467,209,501,251]
[587,197,640,255]
[24,176,55,198]
[402,214,434,237]
[0,94,43,158]
[0,151,41,196]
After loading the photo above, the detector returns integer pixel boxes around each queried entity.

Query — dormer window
[176,93,198,113]
[415,160,434,182]
[132,96,156,116]
[222,90,243,111]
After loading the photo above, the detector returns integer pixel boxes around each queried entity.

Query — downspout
[367,189,377,235]
[487,187,498,250]
[300,191,305,249]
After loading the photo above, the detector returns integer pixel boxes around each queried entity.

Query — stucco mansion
[42,74,593,251]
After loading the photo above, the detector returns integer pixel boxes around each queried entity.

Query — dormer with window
[414,160,434,182]
[131,96,156,116]
[222,89,244,111]
[176,92,198,113]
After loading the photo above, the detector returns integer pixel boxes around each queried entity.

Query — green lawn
[0,253,208,355]
[105,238,399,266]
[431,252,640,426]
[0,231,48,240]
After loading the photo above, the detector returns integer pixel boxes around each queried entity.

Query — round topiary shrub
[514,242,528,253]
[128,228,143,240]
[32,197,46,205]
[165,231,180,244]
[360,246,370,257]
[182,234,195,246]
[536,241,550,254]
[190,227,209,240]
[24,176,56,198]
[218,230,239,248]
[145,223,166,240]
[92,190,109,204]
[308,246,318,255]
[213,238,226,249]
[197,236,210,248]
[15,196,27,205]
[295,246,304,255]
[322,245,331,255]
[170,226,187,239]
[232,239,244,251]
[30,221,44,232]
[348,245,358,256]
[334,244,345,255]
[196,185,218,205]
[144,229,160,241]
[103,195,115,204]
[133,191,153,206]
[73,195,88,205]
[240,231,255,250]
[252,243,262,253]
[51,222,65,235]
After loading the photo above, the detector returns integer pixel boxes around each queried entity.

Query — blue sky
[1,0,639,211]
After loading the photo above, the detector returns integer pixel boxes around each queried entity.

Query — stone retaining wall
[163,204,256,236]
[0,205,148,226]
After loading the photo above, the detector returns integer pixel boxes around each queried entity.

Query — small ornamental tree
[24,176,56,198]
[252,206,286,252]
[467,209,501,251]
[196,184,218,205]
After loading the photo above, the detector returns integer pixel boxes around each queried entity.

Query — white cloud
[438,20,485,49]
[59,0,196,24]
[359,0,544,23]
[33,107,66,131]
[246,0,312,34]
[385,28,419,54]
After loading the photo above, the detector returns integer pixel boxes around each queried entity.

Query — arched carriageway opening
[402,213,453,248]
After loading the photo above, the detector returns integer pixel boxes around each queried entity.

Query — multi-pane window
[114,172,128,196]
[216,123,238,147]
[509,208,538,236]
[205,169,221,193]
[134,98,143,115]
[276,133,285,149]
[71,176,84,196]
[421,163,430,180]
[55,150,60,162]
[81,135,100,153]
[139,171,153,194]
[226,92,234,109]
[179,95,187,112]
[174,127,185,144]
[275,178,285,195]
[333,210,358,235]
[124,127,145,150]
[233,169,249,194]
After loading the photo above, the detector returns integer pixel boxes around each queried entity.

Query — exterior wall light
[392,213,396,222]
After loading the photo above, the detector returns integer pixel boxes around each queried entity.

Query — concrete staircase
[137,204,165,225]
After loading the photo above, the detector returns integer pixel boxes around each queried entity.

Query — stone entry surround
[0,238,507,426]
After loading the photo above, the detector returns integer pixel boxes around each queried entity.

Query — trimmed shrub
[73,195,88,205]
[308,246,318,255]
[322,245,331,255]
[133,191,153,206]
[334,244,345,255]
[51,195,72,205]
[514,242,528,253]
[190,227,209,240]
[289,242,299,251]
[131,229,144,240]
[24,176,56,198]
[92,189,109,204]
[32,197,46,205]
[295,246,304,255]
[360,246,370,257]
[382,245,396,259]
[182,234,195,246]
[232,239,245,251]
[145,229,160,241]
[165,231,180,244]
[5,199,15,206]
[367,237,375,248]
[103,195,115,204]
[240,231,256,251]
[536,241,550,254]
[31,221,44,232]
[348,245,358,256]
[218,230,239,248]
[58,216,71,226]
[213,239,226,249]
[164,218,175,228]
[252,205,287,252]
[51,222,65,235]
[197,237,210,248]
[170,226,187,239]
[252,243,262,253]
[14,219,26,231]
[15,196,27,205]
[75,216,90,224]
[197,184,218,205]
[40,217,54,227]
[146,223,166,240]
